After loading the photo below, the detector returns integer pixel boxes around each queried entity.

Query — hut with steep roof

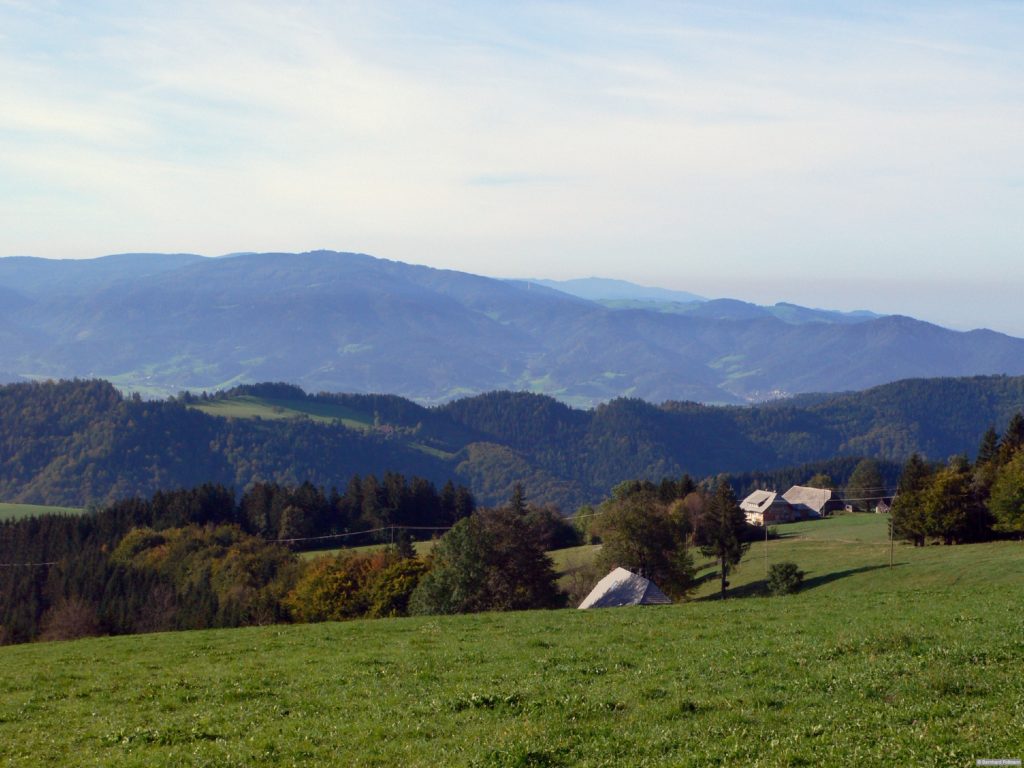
[577,567,673,609]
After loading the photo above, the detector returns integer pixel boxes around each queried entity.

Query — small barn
[578,567,673,609]
[740,490,796,526]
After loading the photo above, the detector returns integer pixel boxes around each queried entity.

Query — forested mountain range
[3,376,1023,511]
[2,250,1024,405]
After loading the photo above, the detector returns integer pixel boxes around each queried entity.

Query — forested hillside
[2,376,1024,510]
[0,380,453,506]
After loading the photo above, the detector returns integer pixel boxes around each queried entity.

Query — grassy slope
[3,514,1024,767]
[0,503,83,521]
[190,395,373,430]
[189,396,457,460]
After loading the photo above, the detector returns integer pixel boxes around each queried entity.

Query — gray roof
[577,567,673,609]
[783,485,838,514]
[741,490,778,512]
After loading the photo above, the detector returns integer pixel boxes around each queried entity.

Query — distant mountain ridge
[528,276,706,304]
[2,250,1023,405]
[529,278,880,326]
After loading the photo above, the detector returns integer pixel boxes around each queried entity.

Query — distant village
[739,486,891,526]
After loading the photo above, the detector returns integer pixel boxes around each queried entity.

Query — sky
[1,1,1022,334]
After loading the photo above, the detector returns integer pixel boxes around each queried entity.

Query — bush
[284,553,375,622]
[767,562,804,595]
[40,596,101,641]
[366,558,429,618]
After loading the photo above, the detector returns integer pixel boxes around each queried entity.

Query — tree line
[0,473,476,644]
[891,412,1024,544]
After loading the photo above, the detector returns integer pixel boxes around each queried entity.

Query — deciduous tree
[989,452,1024,536]
[592,490,693,599]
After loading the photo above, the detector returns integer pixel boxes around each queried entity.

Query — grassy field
[0,502,83,521]
[2,514,1023,766]
[190,395,374,430]
[189,395,458,459]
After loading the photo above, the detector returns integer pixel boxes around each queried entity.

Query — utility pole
[884,514,892,569]
[764,518,769,579]
[889,492,897,570]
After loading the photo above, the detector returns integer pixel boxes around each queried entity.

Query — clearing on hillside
[0,502,83,521]
[189,394,373,429]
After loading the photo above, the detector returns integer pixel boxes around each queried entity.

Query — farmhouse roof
[577,567,673,609]
[740,490,778,512]
[783,485,838,515]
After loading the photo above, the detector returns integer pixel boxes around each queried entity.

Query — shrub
[40,596,101,641]
[285,550,429,622]
[284,554,375,622]
[767,562,804,595]
[366,558,429,618]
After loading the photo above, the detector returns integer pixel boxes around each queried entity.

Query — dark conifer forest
[2,375,1024,510]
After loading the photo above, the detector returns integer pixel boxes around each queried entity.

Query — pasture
[189,394,373,430]
[189,395,455,460]
[2,514,1023,767]
[0,503,83,521]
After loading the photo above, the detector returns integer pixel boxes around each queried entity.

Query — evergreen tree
[999,412,1024,462]
[699,480,749,599]
[454,486,476,520]
[974,426,1002,500]
[509,482,528,516]
[409,508,563,615]
[891,454,932,546]
[846,459,884,512]
[439,480,458,523]
[977,426,999,465]
[394,529,416,560]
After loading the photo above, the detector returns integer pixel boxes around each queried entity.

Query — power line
[274,524,452,545]
[566,509,609,522]
[0,561,58,568]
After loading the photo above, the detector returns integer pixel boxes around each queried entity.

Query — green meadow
[2,514,1023,767]
[0,503,83,521]
[189,395,374,430]
[189,395,456,460]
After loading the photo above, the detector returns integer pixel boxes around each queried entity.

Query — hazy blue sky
[2,2,1022,333]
